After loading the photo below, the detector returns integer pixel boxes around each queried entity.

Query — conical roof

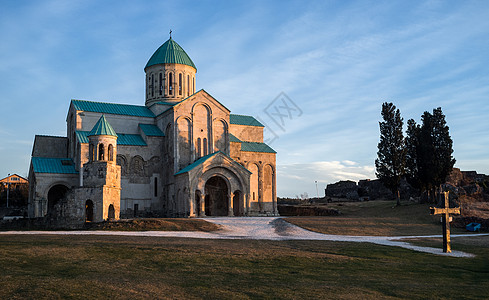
[88,115,117,137]
[145,38,196,70]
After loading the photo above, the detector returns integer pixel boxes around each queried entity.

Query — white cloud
[277,160,376,197]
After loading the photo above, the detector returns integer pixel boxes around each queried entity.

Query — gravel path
[2,217,487,257]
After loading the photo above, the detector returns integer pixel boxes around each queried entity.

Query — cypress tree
[375,102,406,206]
[405,118,421,190]
[404,108,456,202]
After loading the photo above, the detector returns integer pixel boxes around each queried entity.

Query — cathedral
[27,37,277,224]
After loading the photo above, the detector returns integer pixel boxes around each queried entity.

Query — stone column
[245,193,250,216]
[189,194,195,217]
[228,193,234,216]
[200,194,206,217]
[272,168,277,215]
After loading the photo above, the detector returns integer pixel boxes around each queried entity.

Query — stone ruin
[324,168,488,202]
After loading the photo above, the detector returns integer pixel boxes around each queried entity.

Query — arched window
[108,144,114,161]
[197,138,201,158]
[151,74,154,97]
[89,144,94,161]
[147,75,151,97]
[193,77,195,94]
[169,73,173,95]
[98,144,104,161]
[187,75,190,96]
[159,73,163,95]
[154,177,158,197]
[179,73,182,95]
[203,138,208,156]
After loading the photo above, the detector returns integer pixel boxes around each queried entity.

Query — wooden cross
[430,191,460,253]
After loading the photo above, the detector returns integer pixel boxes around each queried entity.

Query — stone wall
[31,136,67,158]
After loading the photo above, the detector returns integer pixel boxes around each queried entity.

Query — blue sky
[0,0,488,197]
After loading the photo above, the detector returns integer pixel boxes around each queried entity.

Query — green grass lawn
[1,201,487,299]
[0,234,488,299]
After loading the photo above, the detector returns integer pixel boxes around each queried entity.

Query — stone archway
[47,184,69,214]
[108,204,115,220]
[204,176,228,216]
[85,200,94,222]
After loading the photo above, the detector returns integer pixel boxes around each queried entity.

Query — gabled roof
[139,124,165,137]
[31,157,78,174]
[228,133,276,153]
[72,99,155,118]
[175,152,220,175]
[175,151,251,175]
[172,89,230,113]
[88,115,117,137]
[0,174,28,183]
[229,114,264,127]
[145,38,197,70]
[76,131,147,146]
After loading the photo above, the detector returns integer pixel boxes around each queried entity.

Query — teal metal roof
[241,141,276,153]
[88,115,117,137]
[139,124,165,137]
[75,131,90,144]
[228,133,275,153]
[145,38,197,70]
[117,134,147,146]
[229,114,264,127]
[229,133,241,143]
[72,99,155,118]
[175,152,219,175]
[76,131,147,146]
[31,157,78,174]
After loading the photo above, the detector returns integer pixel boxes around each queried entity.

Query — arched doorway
[204,176,228,216]
[47,184,69,214]
[108,204,115,220]
[233,190,242,216]
[85,200,94,222]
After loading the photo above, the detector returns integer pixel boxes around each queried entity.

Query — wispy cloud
[0,0,488,185]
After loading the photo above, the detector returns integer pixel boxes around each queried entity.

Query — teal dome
[145,38,196,70]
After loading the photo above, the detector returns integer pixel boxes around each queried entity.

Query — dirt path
[2,217,487,257]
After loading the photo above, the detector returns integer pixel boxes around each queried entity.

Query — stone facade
[28,37,277,225]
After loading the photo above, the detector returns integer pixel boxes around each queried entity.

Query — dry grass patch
[286,200,467,236]
[86,218,220,231]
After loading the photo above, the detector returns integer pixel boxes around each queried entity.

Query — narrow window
[147,76,151,97]
[187,75,190,96]
[154,177,158,197]
[159,73,163,95]
[203,138,208,156]
[197,138,201,158]
[193,77,195,93]
[169,73,173,95]
[108,144,114,161]
[179,73,182,95]
[89,144,94,161]
[134,204,138,217]
[98,144,104,161]
[151,74,154,97]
